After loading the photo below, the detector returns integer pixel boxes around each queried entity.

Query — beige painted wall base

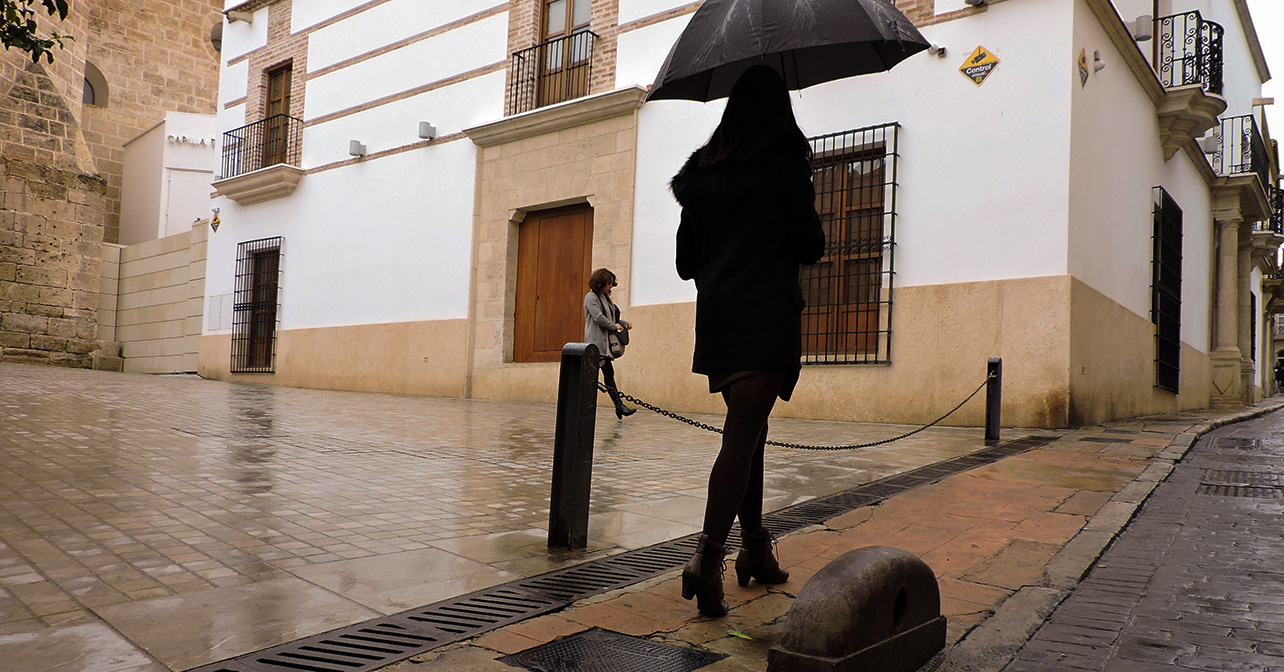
[1068,277,1210,425]
[198,319,468,398]
[195,275,1219,429]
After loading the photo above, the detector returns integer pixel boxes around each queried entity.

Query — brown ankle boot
[735,525,789,587]
[681,534,728,617]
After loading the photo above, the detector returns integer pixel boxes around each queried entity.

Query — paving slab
[0,362,1008,670]
[378,400,1284,672]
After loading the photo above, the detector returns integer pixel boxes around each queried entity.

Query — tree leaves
[2,0,72,64]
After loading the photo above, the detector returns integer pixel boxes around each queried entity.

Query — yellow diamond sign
[960,46,1000,86]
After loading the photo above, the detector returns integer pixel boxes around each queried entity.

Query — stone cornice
[1082,0,1164,105]
[465,87,648,148]
[212,164,304,205]
[1250,229,1283,266]
[1158,85,1227,162]
[1232,0,1272,85]
[1211,174,1273,225]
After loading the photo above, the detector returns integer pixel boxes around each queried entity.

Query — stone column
[1238,237,1256,403]
[1209,217,1243,407]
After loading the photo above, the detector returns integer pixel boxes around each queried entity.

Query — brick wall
[0,59,108,368]
[505,0,621,113]
[240,1,309,126]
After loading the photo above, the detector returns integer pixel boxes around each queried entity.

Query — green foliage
[1,0,71,64]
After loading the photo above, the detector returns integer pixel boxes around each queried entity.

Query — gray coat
[584,291,622,360]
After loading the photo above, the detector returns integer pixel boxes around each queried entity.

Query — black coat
[671,140,825,398]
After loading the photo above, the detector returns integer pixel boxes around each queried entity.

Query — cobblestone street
[1006,407,1284,671]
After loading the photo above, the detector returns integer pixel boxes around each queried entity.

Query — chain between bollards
[600,371,997,451]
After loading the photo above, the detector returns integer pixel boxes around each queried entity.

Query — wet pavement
[1004,408,1284,671]
[0,362,1012,672]
[376,401,1284,672]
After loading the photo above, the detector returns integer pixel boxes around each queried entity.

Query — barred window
[1151,187,1182,393]
[801,123,899,364]
[231,237,283,374]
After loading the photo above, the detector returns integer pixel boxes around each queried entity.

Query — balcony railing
[220,114,303,180]
[1270,183,1284,234]
[1211,115,1270,189]
[1156,11,1224,96]
[507,31,596,116]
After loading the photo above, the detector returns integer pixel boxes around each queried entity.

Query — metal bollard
[548,342,600,550]
[985,358,1002,443]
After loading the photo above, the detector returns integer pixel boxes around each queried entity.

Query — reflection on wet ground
[0,363,1021,670]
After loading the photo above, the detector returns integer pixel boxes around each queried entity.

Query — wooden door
[538,0,591,108]
[248,249,280,368]
[514,205,594,363]
[263,65,292,168]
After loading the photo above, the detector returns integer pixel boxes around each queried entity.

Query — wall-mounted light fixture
[418,121,437,140]
[226,10,253,23]
[1093,50,1105,72]
[1130,15,1153,42]
[963,0,987,7]
[928,44,947,58]
[349,140,367,157]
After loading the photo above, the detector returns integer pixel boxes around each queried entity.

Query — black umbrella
[647,0,930,102]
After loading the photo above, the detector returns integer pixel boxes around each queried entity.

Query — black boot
[681,534,728,617]
[735,525,789,587]
[614,400,636,418]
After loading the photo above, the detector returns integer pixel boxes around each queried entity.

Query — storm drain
[1078,436,1134,444]
[499,628,726,672]
[188,433,1057,672]
[1213,437,1263,451]
[1198,468,1284,499]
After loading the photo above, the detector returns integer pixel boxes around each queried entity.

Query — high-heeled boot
[735,525,789,587]
[681,534,728,617]
[609,393,636,418]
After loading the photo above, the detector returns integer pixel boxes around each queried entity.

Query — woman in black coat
[670,65,825,617]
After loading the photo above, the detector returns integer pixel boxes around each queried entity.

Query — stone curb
[923,400,1284,672]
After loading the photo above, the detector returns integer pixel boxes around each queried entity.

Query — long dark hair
[699,65,811,166]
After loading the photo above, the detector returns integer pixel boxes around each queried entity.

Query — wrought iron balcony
[220,114,303,179]
[1156,11,1224,96]
[1270,182,1284,234]
[507,31,596,116]
[1210,115,1270,189]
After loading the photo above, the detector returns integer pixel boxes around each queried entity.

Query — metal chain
[599,373,994,451]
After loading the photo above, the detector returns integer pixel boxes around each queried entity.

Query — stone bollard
[768,546,945,672]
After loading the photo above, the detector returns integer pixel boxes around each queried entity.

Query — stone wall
[0,60,108,368]
[80,0,224,245]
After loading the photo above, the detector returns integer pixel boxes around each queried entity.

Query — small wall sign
[960,46,1000,86]
[1078,49,1090,87]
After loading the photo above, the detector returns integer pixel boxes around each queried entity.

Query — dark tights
[701,371,784,546]
[600,360,623,405]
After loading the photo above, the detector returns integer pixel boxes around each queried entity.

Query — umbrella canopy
[647,0,930,102]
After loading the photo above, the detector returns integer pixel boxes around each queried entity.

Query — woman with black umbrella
[670,65,825,617]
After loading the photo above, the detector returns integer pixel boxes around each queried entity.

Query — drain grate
[1196,483,1284,499]
[1198,469,1284,499]
[1078,436,1133,444]
[1210,455,1284,467]
[188,434,1058,672]
[500,628,725,672]
[1213,437,1262,450]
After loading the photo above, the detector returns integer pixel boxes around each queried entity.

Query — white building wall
[120,113,218,247]
[219,7,268,61]
[630,0,1075,307]
[205,141,477,333]
[306,0,492,71]
[1205,0,1266,117]
[303,14,508,120]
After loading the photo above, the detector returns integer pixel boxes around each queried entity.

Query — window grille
[801,123,899,365]
[231,237,283,374]
[1151,188,1182,393]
